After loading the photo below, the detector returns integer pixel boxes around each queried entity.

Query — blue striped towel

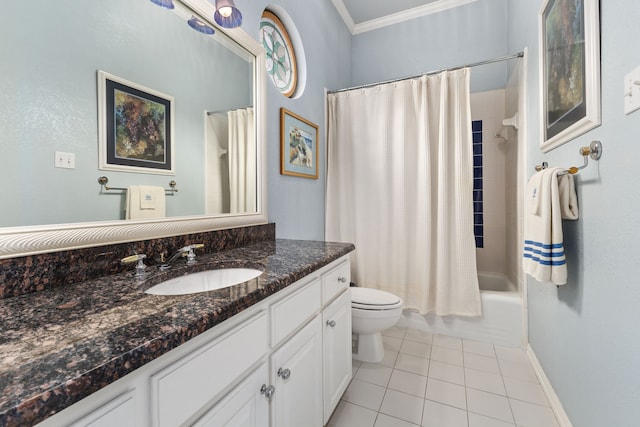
[522,168,578,285]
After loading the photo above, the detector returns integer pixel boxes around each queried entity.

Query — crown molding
[332,0,479,35]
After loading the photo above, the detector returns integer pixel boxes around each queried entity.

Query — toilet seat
[351,287,402,310]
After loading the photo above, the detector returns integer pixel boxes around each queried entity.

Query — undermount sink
[145,268,263,296]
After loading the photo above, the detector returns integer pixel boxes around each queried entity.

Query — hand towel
[527,170,543,215]
[522,168,573,285]
[126,185,166,219]
[558,173,579,219]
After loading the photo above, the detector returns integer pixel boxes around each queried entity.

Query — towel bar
[534,140,602,175]
[98,176,178,194]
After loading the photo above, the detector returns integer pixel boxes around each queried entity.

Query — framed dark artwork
[539,0,600,152]
[280,108,318,179]
[98,70,175,174]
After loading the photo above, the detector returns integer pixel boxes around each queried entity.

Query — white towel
[126,185,166,219]
[558,173,579,220]
[522,168,578,285]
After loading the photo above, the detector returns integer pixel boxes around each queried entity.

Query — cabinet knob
[260,384,275,399]
[326,320,336,328]
[338,276,347,283]
[277,367,291,380]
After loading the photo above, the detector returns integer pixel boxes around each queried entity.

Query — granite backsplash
[0,223,276,299]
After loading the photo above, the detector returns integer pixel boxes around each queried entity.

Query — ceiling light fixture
[188,15,215,34]
[214,0,242,28]
[149,0,175,10]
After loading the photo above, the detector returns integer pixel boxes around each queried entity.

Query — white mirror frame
[0,0,267,259]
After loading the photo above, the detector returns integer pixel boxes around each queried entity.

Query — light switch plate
[54,151,76,169]
[624,65,640,115]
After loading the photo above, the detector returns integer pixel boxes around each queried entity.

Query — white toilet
[351,287,403,363]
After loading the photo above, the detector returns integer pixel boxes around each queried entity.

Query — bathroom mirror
[0,0,267,258]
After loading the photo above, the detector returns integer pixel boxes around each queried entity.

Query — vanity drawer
[322,261,350,305]
[150,312,268,427]
[271,279,322,346]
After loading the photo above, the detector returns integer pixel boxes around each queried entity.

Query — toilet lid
[351,287,402,309]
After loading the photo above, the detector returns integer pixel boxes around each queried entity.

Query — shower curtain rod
[206,105,253,115]
[327,51,524,94]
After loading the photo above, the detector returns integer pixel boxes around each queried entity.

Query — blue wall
[351,0,509,93]
[508,1,640,426]
[239,0,352,241]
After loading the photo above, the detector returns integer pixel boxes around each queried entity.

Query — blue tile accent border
[472,120,483,248]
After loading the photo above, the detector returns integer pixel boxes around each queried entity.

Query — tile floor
[328,326,560,427]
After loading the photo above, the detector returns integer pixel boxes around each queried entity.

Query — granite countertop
[0,239,355,426]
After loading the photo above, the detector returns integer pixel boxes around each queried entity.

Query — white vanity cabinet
[322,289,352,423]
[36,256,352,427]
[69,391,136,427]
[271,316,323,427]
[192,363,269,427]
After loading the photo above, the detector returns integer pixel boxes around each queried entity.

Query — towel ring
[535,141,602,175]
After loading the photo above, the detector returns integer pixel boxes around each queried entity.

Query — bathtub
[399,272,523,348]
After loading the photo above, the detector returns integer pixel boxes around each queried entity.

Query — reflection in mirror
[0,0,257,228]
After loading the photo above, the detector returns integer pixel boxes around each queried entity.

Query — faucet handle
[184,244,204,266]
[121,254,147,278]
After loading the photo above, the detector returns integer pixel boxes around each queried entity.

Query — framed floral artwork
[539,0,600,152]
[98,70,175,174]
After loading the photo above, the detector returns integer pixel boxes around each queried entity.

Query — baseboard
[526,345,573,427]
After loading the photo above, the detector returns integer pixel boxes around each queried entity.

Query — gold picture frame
[280,108,318,179]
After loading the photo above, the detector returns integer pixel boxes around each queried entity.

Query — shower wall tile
[472,119,484,249]
[471,89,507,274]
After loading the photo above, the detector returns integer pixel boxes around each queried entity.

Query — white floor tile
[375,413,420,427]
[342,330,558,427]
[464,352,501,375]
[425,378,467,410]
[422,400,468,427]
[498,359,537,383]
[428,360,465,385]
[353,360,362,375]
[380,389,425,425]
[503,377,549,406]
[430,346,464,366]
[433,334,463,351]
[463,340,496,358]
[509,399,560,427]
[328,401,377,427]
[378,350,400,368]
[388,369,428,398]
[494,346,529,365]
[466,388,514,423]
[400,340,432,358]
[355,363,394,387]
[404,329,434,344]
[464,368,506,396]
[467,412,516,427]
[342,379,387,411]
[382,326,408,339]
[395,353,430,376]
[383,336,404,353]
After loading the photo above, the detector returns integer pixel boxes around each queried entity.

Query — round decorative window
[259,10,298,98]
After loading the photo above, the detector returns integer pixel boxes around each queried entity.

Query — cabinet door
[150,312,268,427]
[271,316,323,427]
[69,391,136,427]
[193,364,269,427]
[322,290,353,423]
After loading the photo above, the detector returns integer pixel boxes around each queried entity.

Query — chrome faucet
[159,244,204,271]
[121,254,147,279]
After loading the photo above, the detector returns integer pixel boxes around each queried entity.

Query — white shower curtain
[227,107,256,213]
[326,69,481,316]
